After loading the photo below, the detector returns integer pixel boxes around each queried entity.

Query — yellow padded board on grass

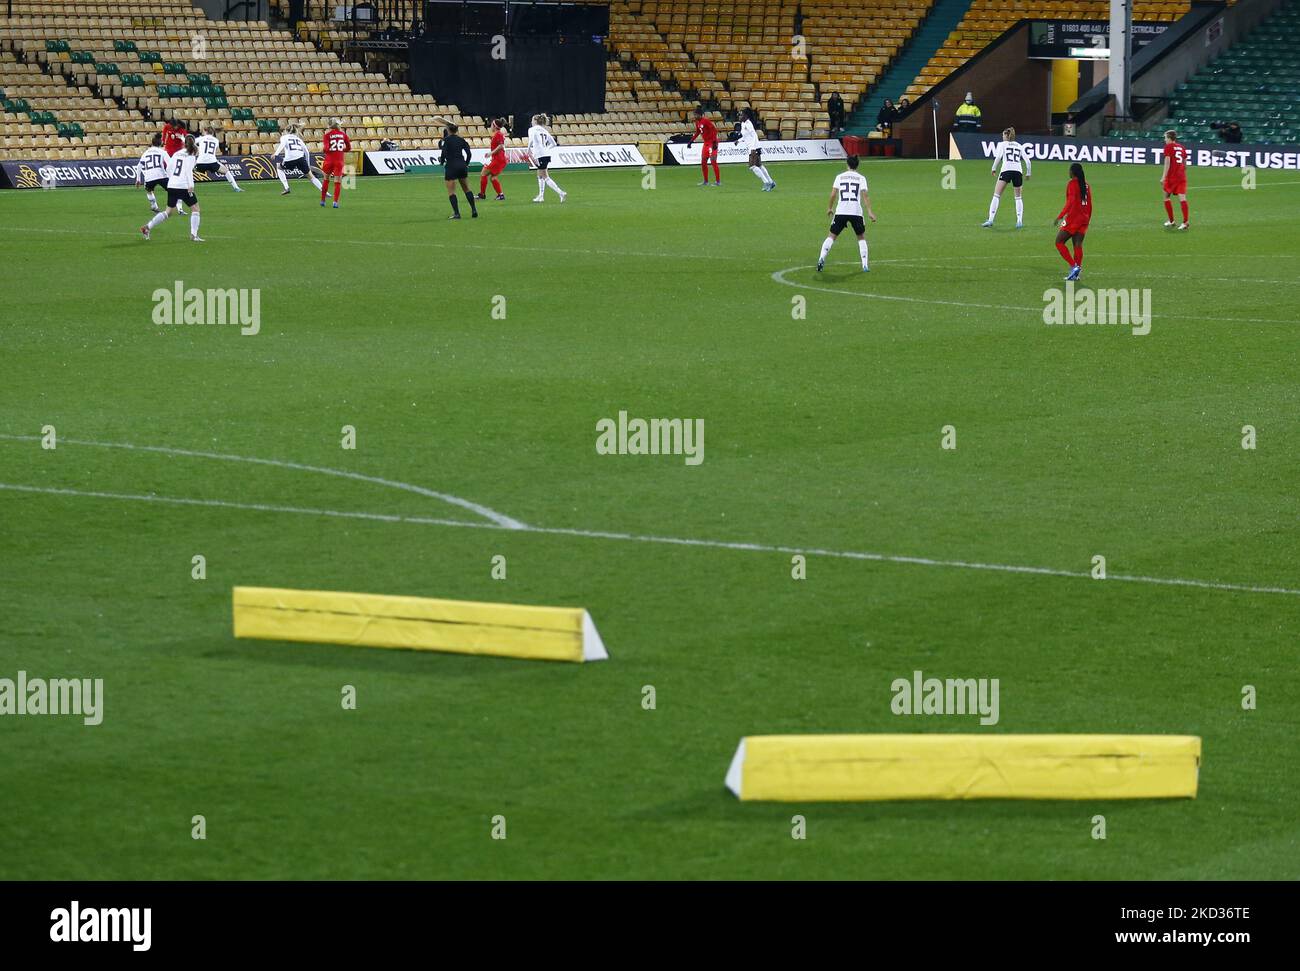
[232,586,608,663]
[725,734,1200,801]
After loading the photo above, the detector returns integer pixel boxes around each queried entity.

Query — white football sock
[537,176,546,197]
[988,196,1000,221]
[190,212,200,236]
[750,165,766,183]
[310,174,323,190]
[146,211,168,229]
[759,166,773,183]
[1015,197,1023,222]
[145,189,157,206]
[545,177,562,194]
[858,239,869,267]
[224,167,239,188]
[276,167,289,190]
[818,237,833,262]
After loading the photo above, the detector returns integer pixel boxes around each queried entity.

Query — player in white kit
[273,124,324,195]
[816,155,876,273]
[737,108,775,191]
[135,134,171,212]
[193,125,243,192]
[528,114,566,203]
[982,126,1031,228]
[140,134,204,241]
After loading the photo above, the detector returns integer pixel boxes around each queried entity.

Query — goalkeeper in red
[689,106,721,186]
[320,118,351,209]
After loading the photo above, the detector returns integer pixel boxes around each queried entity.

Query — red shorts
[1163,177,1186,195]
[485,155,507,175]
[701,141,719,159]
[322,156,345,177]
[1063,220,1090,236]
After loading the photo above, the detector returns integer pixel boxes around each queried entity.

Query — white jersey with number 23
[832,170,869,217]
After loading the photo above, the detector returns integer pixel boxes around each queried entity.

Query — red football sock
[1180,200,1189,223]
[333,180,341,203]
[1072,243,1083,266]
[701,158,710,181]
[490,176,502,194]
[712,159,720,182]
[1164,200,1174,221]
[1056,241,1074,266]
[320,176,329,201]
[479,172,488,194]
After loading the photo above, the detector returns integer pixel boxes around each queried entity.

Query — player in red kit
[1054,162,1091,281]
[478,118,508,201]
[320,117,350,208]
[1160,129,1189,230]
[160,121,188,212]
[161,120,185,157]
[689,106,721,186]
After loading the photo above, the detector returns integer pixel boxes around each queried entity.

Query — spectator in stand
[955,92,982,131]
[1217,120,1244,143]
[898,97,911,114]
[876,98,898,135]
[827,91,845,134]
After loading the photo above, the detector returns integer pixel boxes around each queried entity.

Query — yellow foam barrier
[232,587,608,663]
[725,734,1200,801]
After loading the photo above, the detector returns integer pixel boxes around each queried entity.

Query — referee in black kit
[437,121,478,220]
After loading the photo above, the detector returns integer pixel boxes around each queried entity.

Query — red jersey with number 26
[324,127,351,164]
[694,117,718,144]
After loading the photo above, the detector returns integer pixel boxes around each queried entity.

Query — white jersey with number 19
[196,134,220,164]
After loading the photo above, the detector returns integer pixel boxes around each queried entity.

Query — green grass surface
[1,159,1297,879]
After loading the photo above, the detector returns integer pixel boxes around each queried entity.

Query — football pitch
[1,158,1297,880]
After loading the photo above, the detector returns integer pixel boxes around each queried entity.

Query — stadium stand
[279,1,935,140]
[0,0,479,159]
[901,0,1199,103]
[624,0,933,136]
[1122,0,1300,144]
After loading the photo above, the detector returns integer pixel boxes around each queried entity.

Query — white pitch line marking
[770,265,1300,325]
[2,480,1297,598]
[0,434,526,530]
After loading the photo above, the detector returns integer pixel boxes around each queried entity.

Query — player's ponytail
[1003,126,1015,140]
[184,134,197,155]
[1069,162,1088,206]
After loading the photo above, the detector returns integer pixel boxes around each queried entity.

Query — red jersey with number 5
[1163,141,1188,191]
[324,127,351,164]
[694,117,718,144]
